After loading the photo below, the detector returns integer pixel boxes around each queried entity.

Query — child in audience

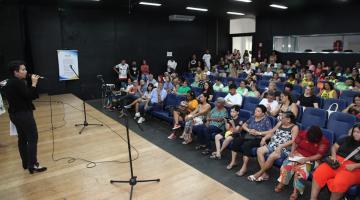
[210,105,242,159]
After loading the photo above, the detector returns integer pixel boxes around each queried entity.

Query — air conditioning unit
[169,15,195,22]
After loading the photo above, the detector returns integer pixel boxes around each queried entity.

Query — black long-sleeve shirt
[4,77,38,113]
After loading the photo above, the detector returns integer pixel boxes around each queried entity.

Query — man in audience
[175,80,191,96]
[213,78,224,92]
[202,49,211,69]
[147,74,158,88]
[137,82,167,123]
[259,91,279,114]
[224,84,243,107]
[113,59,129,89]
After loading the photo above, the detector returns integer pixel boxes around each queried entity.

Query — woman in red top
[275,126,330,200]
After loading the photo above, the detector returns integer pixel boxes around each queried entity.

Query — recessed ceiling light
[186,7,208,12]
[270,4,288,9]
[139,2,162,6]
[234,0,252,3]
[227,11,245,16]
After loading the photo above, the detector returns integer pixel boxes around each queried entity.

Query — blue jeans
[192,124,222,148]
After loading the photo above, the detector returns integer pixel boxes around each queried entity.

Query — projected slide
[57,50,79,81]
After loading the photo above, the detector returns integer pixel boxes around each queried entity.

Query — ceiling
[3,0,360,18]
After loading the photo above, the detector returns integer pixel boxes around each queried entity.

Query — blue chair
[276,82,285,91]
[293,84,303,94]
[296,105,303,123]
[258,80,269,91]
[242,96,261,113]
[291,92,301,103]
[340,90,360,105]
[301,108,328,128]
[322,98,347,111]
[213,91,227,100]
[238,109,252,123]
[238,73,247,79]
[268,116,278,128]
[327,112,357,140]
[261,75,272,81]
[320,128,335,145]
[192,87,203,97]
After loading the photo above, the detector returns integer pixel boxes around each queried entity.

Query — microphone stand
[69,65,103,134]
[110,108,160,200]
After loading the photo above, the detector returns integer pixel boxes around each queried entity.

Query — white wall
[230,18,256,34]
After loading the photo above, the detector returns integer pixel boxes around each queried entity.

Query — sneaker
[135,112,140,118]
[172,124,181,130]
[167,133,177,140]
[124,105,131,109]
[137,117,145,124]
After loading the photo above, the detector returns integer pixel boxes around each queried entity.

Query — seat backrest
[320,128,335,145]
[340,90,360,105]
[193,87,203,97]
[301,108,328,128]
[296,104,303,122]
[242,96,261,113]
[327,112,357,140]
[238,109,252,123]
[276,82,285,91]
[322,98,347,111]
[261,76,272,81]
[214,91,227,100]
[258,80,269,90]
[268,116,278,128]
[292,84,303,94]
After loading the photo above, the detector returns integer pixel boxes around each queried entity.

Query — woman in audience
[227,105,272,176]
[124,83,154,119]
[202,81,214,101]
[275,126,329,200]
[213,78,224,92]
[297,86,319,108]
[301,72,315,88]
[286,73,298,85]
[193,97,228,155]
[236,80,249,96]
[310,123,360,200]
[318,82,338,99]
[175,79,191,96]
[343,94,360,118]
[271,91,298,118]
[191,76,201,88]
[270,73,281,82]
[247,83,261,98]
[169,91,198,139]
[210,105,242,159]
[181,93,211,144]
[247,111,299,182]
[163,75,174,93]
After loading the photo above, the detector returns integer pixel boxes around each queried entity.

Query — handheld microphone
[27,73,47,79]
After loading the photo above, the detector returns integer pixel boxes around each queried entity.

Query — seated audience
[248,111,299,182]
[301,72,315,88]
[271,91,298,118]
[125,83,154,119]
[287,73,298,85]
[224,84,243,107]
[213,78,225,92]
[202,81,214,101]
[181,93,211,144]
[191,76,201,88]
[147,74,158,87]
[193,97,228,155]
[259,91,279,114]
[343,94,360,119]
[210,105,242,159]
[336,77,354,91]
[261,81,281,101]
[169,91,198,139]
[175,80,191,96]
[318,82,338,99]
[236,80,249,96]
[270,73,281,82]
[163,76,174,93]
[310,124,360,200]
[222,80,234,93]
[275,126,329,199]
[263,66,274,77]
[137,82,167,123]
[297,86,319,108]
[227,105,272,176]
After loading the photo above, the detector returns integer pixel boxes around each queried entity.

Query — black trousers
[9,111,38,168]
[231,137,261,157]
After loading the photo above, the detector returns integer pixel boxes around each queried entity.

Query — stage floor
[0,94,246,200]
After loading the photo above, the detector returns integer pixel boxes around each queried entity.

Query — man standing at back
[4,60,47,174]
[113,59,129,89]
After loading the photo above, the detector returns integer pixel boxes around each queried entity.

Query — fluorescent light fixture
[227,11,245,16]
[139,2,162,6]
[270,4,288,9]
[234,0,252,3]
[186,7,208,12]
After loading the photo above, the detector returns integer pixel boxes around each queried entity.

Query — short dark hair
[231,105,240,112]
[256,104,267,113]
[282,91,293,103]
[353,94,360,103]
[307,126,323,143]
[188,90,196,100]
[229,83,237,90]
[282,111,296,124]
[8,60,26,76]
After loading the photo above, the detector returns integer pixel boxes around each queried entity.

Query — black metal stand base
[110,177,160,200]
[75,121,103,134]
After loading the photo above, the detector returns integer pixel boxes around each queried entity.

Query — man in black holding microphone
[4,60,47,174]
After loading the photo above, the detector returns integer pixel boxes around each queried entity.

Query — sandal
[274,183,285,193]
[256,176,269,182]
[201,149,211,155]
[209,153,221,160]
[235,169,247,177]
[195,145,206,150]
[182,138,192,145]
[247,175,257,182]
